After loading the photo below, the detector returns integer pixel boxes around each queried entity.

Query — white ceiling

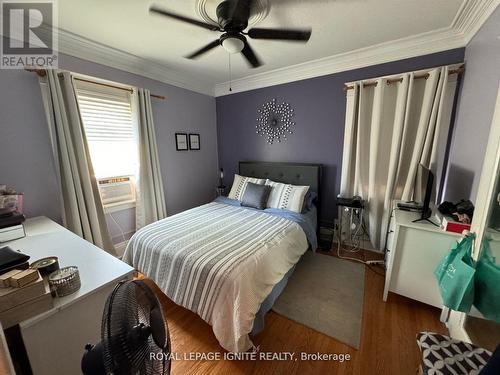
[53,0,496,95]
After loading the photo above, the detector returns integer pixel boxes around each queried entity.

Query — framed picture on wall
[189,133,200,150]
[175,133,188,151]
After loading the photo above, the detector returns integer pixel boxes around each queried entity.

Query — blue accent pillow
[241,182,272,210]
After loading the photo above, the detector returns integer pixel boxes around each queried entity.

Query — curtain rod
[343,65,465,92]
[25,68,166,100]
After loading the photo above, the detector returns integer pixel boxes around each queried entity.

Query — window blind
[76,87,134,143]
[75,80,138,179]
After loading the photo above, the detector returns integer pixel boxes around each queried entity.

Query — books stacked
[0,208,25,243]
[0,268,53,328]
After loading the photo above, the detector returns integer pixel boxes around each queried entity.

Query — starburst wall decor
[256,98,295,144]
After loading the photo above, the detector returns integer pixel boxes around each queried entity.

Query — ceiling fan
[150,0,312,68]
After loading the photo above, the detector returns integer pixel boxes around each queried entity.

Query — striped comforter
[123,201,308,352]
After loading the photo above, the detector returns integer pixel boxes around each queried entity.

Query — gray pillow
[301,191,318,213]
[241,182,272,210]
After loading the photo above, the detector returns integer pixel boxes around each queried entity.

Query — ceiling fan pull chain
[229,53,233,92]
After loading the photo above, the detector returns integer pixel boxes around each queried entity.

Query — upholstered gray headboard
[239,161,322,202]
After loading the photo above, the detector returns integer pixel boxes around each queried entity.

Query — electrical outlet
[366,260,385,266]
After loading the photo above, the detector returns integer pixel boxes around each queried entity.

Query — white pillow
[228,174,266,201]
[265,179,310,213]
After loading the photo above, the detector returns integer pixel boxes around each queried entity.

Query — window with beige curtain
[340,64,461,251]
[75,80,139,211]
[39,71,115,254]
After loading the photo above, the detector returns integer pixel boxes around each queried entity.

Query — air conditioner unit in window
[98,176,135,206]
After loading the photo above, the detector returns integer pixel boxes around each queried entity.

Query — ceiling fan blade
[185,40,221,59]
[150,6,220,32]
[248,28,312,42]
[241,42,262,68]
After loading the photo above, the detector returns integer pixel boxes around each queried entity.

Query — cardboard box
[0,275,46,312]
[0,283,52,328]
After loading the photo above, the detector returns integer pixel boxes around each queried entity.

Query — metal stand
[412,209,440,226]
[337,203,366,252]
[335,198,385,267]
[412,217,440,226]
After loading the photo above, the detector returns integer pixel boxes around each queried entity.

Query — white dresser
[2,217,134,375]
[383,205,461,308]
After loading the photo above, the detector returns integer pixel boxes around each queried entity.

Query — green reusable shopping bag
[473,241,500,322]
[434,235,476,312]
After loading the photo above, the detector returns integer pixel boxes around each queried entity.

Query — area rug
[272,252,365,348]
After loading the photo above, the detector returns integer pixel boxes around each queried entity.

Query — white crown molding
[452,0,499,43]
[13,0,496,97]
[214,0,499,96]
[214,27,465,96]
[54,29,215,96]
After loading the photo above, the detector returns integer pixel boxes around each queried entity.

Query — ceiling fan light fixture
[150,2,312,69]
[222,37,244,54]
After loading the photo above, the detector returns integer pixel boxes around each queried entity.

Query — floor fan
[81,280,171,375]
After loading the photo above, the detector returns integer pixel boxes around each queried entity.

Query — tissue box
[0,194,24,213]
[441,216,471,234]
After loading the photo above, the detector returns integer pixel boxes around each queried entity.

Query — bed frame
[238,161,323,227]
[238,162,323,336]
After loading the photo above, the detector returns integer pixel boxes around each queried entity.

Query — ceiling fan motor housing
[216,0,251,31]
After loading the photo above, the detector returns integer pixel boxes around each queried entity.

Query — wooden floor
[147,254,447,375]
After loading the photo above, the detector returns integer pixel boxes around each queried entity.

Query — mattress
[123,198,316,352]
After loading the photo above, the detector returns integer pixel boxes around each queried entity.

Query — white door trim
[447,82,500,341]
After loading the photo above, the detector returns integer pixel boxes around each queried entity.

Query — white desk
[383,205,461,308]
[2,217,134,375]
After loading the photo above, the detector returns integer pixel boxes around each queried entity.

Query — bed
[123,161,322,352]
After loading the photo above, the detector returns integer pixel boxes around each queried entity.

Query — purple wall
[216,49,465,224]
[0,44,218,242]
[0,64,62,222]
[444,6,500,202]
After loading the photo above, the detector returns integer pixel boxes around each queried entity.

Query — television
[413,164,438,226]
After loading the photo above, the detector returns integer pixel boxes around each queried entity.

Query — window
[75,78,138,210]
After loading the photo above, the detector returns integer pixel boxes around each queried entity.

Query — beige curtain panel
[340,65,459,250]
[135,88,167,229]
[40,70,115,255]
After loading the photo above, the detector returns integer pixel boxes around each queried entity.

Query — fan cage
[101,280,171,375]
